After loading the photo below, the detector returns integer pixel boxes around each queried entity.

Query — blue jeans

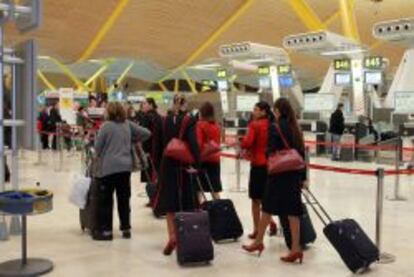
[331,134,342,160]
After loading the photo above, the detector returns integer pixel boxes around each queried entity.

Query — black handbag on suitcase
[79,178,99,232]
[303,188,379,273]
[280,203,317,249]
[197,172,243,242]
[175,169,214,265]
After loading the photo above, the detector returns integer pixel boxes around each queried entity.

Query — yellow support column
[288,0,325,30]
[49,57,89,90]
[159,0,255,82]
[182,71,197,94]
[108,61,134,94]
[339,0,360,41]
[37,70,57,91]
[84,60,113,88]
[174,79,179,92]
[158,81,168,92]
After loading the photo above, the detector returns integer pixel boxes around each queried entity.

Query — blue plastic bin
[0,191,35,214]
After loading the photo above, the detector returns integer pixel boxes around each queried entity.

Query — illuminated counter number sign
[217,69,227,79]
[364,56,383,70]
[334,59,351,71]
[277,65,292,75]
[258,66,270,76]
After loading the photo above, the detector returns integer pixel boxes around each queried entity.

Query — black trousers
[41,134,49,149]
[97,172,132,232]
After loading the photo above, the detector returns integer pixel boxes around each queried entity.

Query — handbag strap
[178,115,190,139]
[274,123,290,150]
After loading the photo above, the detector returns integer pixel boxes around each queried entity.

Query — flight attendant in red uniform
[241,101,277,239]
[196,102,222,201]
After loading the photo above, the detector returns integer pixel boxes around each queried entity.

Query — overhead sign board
[334,58,351,71]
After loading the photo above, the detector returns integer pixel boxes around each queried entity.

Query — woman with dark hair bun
[240,101,277,241]
[196,102,222,200]
[153,94,200,256]
[242,98,306,264]
[140,97,163,206]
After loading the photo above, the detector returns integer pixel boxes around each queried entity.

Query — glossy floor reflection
[0,150,413,276]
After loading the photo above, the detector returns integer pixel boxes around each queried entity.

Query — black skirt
[199,162,222,193]
[262,171,303,216]
[154,157,198,214]
[248,166,267,200]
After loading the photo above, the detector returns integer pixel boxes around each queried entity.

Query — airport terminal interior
[0,0,414,276]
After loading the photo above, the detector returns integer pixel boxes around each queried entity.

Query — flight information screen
[335,73,352,86]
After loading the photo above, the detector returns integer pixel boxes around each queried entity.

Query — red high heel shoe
[269,221,278,236]
[280,252,303,264]
[163,240,177,256]
[248,231,258,240]
[242,243,265,257]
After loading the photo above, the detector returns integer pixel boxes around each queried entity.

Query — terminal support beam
[37,70,56,91]
[158,81,167,92]
[159,0,256,83]
[181,70,197,94]
[339,0,360,42]
[287,0,325,31]
[108,61,134,94]
[77,0,130,62]
[174,79,179,92]
[49,57,88,90]
[84,60,114,88]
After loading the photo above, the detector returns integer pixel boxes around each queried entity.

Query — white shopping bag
[69,175,91,209]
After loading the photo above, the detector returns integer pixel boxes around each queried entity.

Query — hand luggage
[302,188,379,273]
[175,169,214,265]
[196,172,243,242]
[175,211,214,264]
[279,203,316,249]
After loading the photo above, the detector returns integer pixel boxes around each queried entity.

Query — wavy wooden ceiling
[4,0,414,84]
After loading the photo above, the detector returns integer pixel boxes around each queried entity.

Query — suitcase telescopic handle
[201,171,218,200]
[302,188,333,226]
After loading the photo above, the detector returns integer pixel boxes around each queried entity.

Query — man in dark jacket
[329,103,345,161]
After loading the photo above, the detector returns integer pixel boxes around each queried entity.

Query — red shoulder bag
[164,115,195,164]
[267,124,305,175]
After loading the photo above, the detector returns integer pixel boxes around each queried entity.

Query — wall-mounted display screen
[363,56,383,70]
[334,73,352,86]
[395,92,414,113]
[217,79,229,91]
[279,75,294,88]
[217,69,227,78]
[258,66,270,76]
[334,59,351,71]
[237,95,260,112]
[304,94,336,112]
[364,71,383,85]
[277,64,292,75]
[259,77,271,89]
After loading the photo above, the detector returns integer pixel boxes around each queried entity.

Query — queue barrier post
[229,143,246,193]
[55,124,64,172]
[387,138,407,201]
[34,133,43,166]
[375,168,396,264]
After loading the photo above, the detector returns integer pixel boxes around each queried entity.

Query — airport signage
[217,69,227,79]
[334,58,351,71]
[277,64,292,75]
[363,56,383,70]
[258,66,270,76]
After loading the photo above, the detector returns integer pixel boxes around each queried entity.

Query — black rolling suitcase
[303,188,379,273]
[196,172,243,242]
[175,169,214,265]
[280,203,316,249]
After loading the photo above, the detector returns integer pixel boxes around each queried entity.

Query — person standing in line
[94,102,151,240]
[38,106,50,149]
[196,102,222,200]
[240,101,278,240]
[49,102,62,150]
[242,98,307,264]
[140,97,163,206]
[329,103,345,161]
[153,94,200,256]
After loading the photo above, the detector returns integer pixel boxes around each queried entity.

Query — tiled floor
[0,150,413,276]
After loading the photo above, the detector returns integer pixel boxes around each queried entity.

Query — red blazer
[241,118,269,166]
[196,120,221,163]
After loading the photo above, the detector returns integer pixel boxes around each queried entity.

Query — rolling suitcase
[303,188,379,273]
[196,172,243,242]
[280,203,316,249]
[175,169,214,265]
[79,178,98,232]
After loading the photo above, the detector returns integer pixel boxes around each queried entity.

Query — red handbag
[267,124,305,175]
[164,115,195,164]
[200,126,221,162]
